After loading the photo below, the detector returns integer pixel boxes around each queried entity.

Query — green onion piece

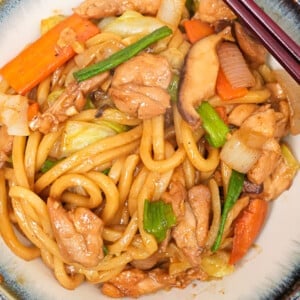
[40,159,60,173]
[74,26,173,82]
[211,170,245,252]
[143,199,176,242]
[168,74,180,103]
[103,245,109,256]
[102,168,110,175]
[197,101,229,148]
[84,96,95,110]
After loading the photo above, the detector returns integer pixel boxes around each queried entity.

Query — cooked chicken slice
[234,22,267,66]
[162,168,187,219]
[29,72,109,134]
[47,197,104,268]
[172,202,201,266]
[187,185,211,247]
[171,184,211,266]
[74,0,161,19]
[228,104,258,127]
[109,53,172,119]
[101,268,169,298]
[110,84,170,119]
[101,267,208,297]
[262,156,296,201]
[241,105,276,138]
[195,0,236,23]
[247,138,281,185]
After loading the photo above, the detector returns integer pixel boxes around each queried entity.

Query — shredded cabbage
[99,10,165,38]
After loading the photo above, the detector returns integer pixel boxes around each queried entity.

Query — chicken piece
[74,0,161,19]
[109,53,172,119]
[47,197,104,268]
[162,180,186,219]
[187,185,211,247]
[241,105,276,139]
[247,138,281,185]
[0,126,13,168]
[262,156,296,201]
[172,184,211,266]
[195,0,236,23]
[29,72,109,134]
[172,202,201,266]
[101,268,171,298]
[101,267,208,297]
[234,22,267,66]
[228,104,258,127]
[162,167,187,219]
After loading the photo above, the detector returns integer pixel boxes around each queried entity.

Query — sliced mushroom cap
[178,26,232,128]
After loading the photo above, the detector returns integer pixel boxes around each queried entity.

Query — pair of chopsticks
[223,0,300,83]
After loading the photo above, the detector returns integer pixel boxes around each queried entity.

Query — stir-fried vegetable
[201,251,234,277]
[217,42,255,89]
[99,10,165,37]
[60,120,127,156]
[183,19,214,44]
[143,199,176,242]
[167,74,180,103]
[281,143,300,177]
[216,68,249,101]
[212,170,245,252]
[0,14,99,95]
[229,198,268,264]
[27,102,40,122]
[73,26,172,82]
[197,101,229,148]
[40,158,62,173]
[40,15,65,34]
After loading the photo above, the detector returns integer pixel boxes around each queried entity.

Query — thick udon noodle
[0,2,298,297]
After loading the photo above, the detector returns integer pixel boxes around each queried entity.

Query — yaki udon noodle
[0,0,299,297]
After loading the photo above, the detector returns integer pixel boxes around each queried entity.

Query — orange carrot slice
[183,19,214,44]
[27,102,40,121]
[216,67,249,101]
[0,13,99,95]
[214,106,228,124]
[229,198,268,264]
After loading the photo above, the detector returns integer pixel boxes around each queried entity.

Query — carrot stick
[0,14,99,95]
[183,19,214,44]
[27,102,40,121]
[214,106,228,124]
[229,198,268,264]
[216,68,248,101]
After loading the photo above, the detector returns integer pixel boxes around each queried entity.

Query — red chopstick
[223,0,300,83]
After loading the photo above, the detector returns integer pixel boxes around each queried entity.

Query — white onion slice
[217,42,255,88]
[220,132,261,173]
[156,0,185,31]
[274,69,300,135]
